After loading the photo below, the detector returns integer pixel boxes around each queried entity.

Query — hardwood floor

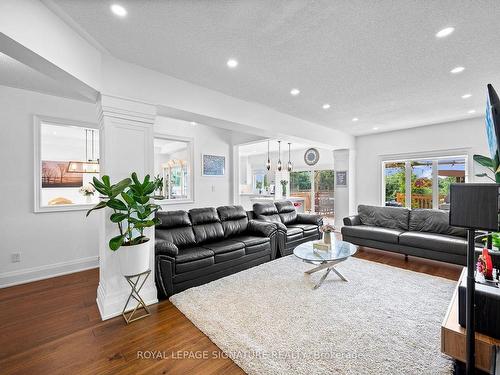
[0,243,462,375]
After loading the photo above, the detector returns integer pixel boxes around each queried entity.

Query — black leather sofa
[341,205,468,265]
[155,205,278,298]
[252,201,323,257]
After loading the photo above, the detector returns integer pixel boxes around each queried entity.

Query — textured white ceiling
[53,0,500,135]
[0,52,89,101]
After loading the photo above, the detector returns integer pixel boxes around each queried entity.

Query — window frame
[380,152,469,209]
[153,134,195,206]
[33,115,100,213]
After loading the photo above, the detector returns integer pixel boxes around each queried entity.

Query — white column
[334,149,356,230]
[96,94,158,320]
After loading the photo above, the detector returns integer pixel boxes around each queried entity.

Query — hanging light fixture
[287,142,293,172]
[265,140,271,170]
[68,128,100,173]
[277,141,282,171]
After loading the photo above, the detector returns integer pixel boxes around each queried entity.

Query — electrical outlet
[11,252,21,263]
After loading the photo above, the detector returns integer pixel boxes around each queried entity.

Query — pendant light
[68,128,100,173]
[277,141,282,171]
[265,140,271,170]
[287,142,293,172]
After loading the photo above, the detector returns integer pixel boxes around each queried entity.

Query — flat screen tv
[485,84,500,161]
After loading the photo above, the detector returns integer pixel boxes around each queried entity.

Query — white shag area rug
[170,256,455,375]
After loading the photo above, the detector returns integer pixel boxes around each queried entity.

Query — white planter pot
[118,240,150,276]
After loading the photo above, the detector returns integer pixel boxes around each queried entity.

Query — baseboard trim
[0,256,99,288]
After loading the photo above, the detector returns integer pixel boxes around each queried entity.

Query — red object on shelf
[482,248,493,279]
[293,202,301,207]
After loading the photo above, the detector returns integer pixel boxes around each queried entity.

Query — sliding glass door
[290,169,334,215]
[382,156,467,210]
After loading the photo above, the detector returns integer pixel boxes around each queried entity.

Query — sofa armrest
[343,215,361,226]
[155,239,179,257]
[296,213,323,226]
[247,220,277,237]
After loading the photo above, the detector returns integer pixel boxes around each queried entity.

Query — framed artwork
[41,160,83,188]
[336,170,348,188]
[202,154,225,176]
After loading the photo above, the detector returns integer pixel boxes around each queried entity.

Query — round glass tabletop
[293,239,358,262]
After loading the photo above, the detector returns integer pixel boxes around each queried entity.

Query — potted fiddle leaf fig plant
[86,173,161,276]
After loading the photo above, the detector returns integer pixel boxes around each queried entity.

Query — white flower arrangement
[79,183,96,196]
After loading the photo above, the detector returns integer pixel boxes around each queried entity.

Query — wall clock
[304,148,320,166]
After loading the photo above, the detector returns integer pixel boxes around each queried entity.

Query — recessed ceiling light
[461,93,472,99]
[226,59,238,68]
[436,27,455,38]
[290,88,300,96]
[190,121,197,125]
[322,104,330,110]
[352,117,359,122]
[110,4,127,17]
[373,127,379,130]
[468,109,476,114]
[450,66,465,74]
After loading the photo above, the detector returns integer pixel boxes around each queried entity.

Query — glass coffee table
[293,239,358,289]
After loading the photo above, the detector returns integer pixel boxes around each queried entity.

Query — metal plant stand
[122,270,151,324]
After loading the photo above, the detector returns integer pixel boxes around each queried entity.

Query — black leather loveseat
[341,205,467,265]
[155,205,278,298]
[252,201,323,257]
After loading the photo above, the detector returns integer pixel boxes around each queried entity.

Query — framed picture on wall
[335,170,348,187]
[202,154,225,176]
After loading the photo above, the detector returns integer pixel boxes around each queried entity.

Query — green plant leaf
[121,191,136,207]
[110,212,128,223]
[110,178,131,198]
[92,178,110,196]
[131,172,141,186]
[109,234,125,251]
[106,198,127,211]
[86,200,107,217]
[102,175,111,187]
[473,154,495,168]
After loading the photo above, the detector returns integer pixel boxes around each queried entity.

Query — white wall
[355,117,490,208]
[154,117,236,210]
[0,85,99,287]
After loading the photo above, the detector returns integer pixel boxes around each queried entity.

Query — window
[153,136,194,203]
[35,117,100,212]
[382,155,467,210]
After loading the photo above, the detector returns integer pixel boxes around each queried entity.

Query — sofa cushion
[217,205,249,238]
[213,248,246,263]
[275,200,298,225]
[409,209,467,238]
[231,235,269,247]
[288,223,319,232]
[286,226,303,241]
[358,205,410,230]
[189,207,220,225]
[156,210,191,228]
[245,241,270,255]
[176,247,214,263]
[202,240,245,254]
[189,207,225,243]
[253,202,282,223]
[399,232,466,256]
[341,225,404,244]
[155,210,197,248]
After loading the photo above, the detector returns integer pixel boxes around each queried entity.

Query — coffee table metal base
[303,258,348,289]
